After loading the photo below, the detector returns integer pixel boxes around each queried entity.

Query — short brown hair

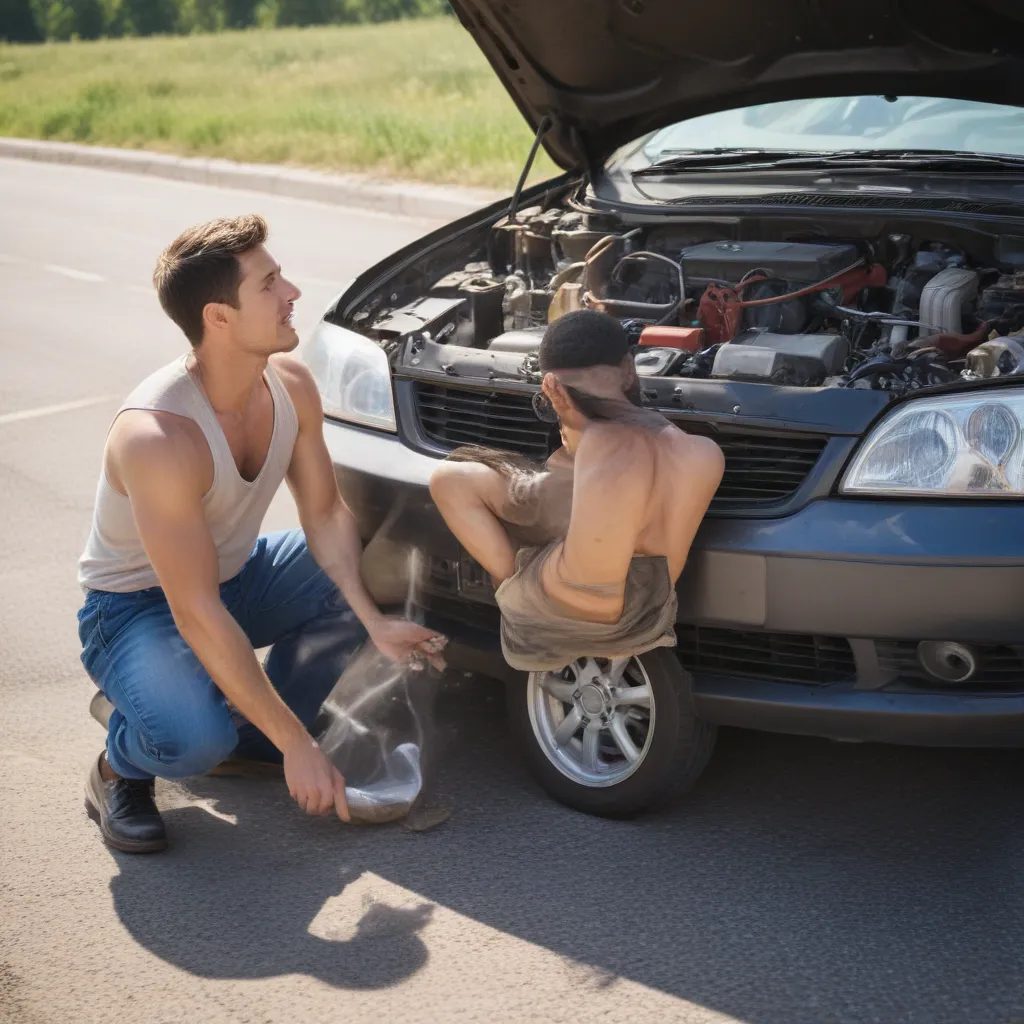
[153,214,268,345]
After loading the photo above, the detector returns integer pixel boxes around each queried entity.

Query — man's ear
[542,372,574,418]
[202,301,232,336]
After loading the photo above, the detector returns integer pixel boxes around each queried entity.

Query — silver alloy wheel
[526,656,656,788]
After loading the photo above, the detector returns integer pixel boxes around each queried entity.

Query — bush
[28,0,104,39]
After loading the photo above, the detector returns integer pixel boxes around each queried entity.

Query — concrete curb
[0,137,504,221]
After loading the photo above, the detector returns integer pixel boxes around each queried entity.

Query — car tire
[505,648,717,817]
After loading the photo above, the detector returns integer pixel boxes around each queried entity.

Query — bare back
[631,423,723,579]
[529,408,723,624]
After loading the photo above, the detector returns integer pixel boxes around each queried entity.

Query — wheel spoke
[540,675,577,703]
[605,657,631,684]
[612,684,652,708]
[552,706,583,747]
[574,657,602,685]
[608,711,641,763]
[580,721,602,771]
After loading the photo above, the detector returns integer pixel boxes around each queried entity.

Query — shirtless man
[429,309,724,668]
[77,214,444,853]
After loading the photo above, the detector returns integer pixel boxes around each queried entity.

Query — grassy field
[0,18,559,188]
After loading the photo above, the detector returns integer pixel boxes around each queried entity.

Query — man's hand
[282,733,350,821]
[369,617,448,671]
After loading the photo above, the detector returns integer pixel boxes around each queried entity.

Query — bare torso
[504,413,725,623]
[626,423,719,581]
[506,418,723,580]
[432,401,725,626]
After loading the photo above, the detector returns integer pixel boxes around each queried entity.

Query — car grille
[876,642,1024,691]
[413,382,558,460]
[412,381,826,509]
[676,626,856,685]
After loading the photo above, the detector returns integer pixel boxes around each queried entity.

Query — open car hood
[448,0,1024,170]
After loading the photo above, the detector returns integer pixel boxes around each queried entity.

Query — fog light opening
[916,641,980,684]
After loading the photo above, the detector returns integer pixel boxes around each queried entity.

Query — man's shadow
[107,792,433,989]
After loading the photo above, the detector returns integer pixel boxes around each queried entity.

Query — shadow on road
[109,675,1024,1022]
[107,802,434,989]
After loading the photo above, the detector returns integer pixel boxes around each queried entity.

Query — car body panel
[324,416,1024,746]
[448,0,1024,167]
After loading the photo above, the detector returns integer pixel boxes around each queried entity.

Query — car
[300,0,1024,817]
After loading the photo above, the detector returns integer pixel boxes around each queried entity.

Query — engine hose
[582,249,687,325]
[735,259,866,307]
[580,228,644,295]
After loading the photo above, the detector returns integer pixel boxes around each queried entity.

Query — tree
[120,0,177,35]
[0,0,43,40]
[224,0,257,28]
[275,0,339,26]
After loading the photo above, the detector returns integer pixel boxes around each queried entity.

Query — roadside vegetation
[3,0,450,42]
[0,18,560,188]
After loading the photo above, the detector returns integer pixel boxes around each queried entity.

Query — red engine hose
[734,259,866,307]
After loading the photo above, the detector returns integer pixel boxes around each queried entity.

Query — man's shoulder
[673,428,726,466]
[575,422,655,486]
[269,352,317,396]
[269,352,320,424]
[108,409,207,487]
[111,406,200,447]
[578,420,659,459]
[583,418,723,468]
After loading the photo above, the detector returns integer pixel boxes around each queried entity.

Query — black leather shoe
[84,754,168,853]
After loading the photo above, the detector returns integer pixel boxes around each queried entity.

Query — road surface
[2,156,1023,1024]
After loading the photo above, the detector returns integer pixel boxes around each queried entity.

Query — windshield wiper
[632,148,1024,176]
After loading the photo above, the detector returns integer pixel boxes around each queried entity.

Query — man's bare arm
[114,412,347,817]
[274,355,445,665]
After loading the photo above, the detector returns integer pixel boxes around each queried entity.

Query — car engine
[352,201,1024,394]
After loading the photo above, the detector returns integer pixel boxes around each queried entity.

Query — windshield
[628,96,1024,167]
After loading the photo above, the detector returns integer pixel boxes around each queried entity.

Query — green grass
[0,19,560,188]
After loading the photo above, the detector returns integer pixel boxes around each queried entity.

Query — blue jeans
[77,529,366,781]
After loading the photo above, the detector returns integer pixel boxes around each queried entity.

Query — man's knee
[430,460,503,512]
[142,712,238,779]
[428,461,464,508]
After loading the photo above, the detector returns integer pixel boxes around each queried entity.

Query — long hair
[444,445,547,510]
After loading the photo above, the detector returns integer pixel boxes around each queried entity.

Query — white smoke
[314,547,438,824]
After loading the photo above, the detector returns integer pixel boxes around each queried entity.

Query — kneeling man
[78,215,443,852]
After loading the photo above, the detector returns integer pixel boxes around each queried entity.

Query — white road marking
[5,254,341,299]
[44,264,105,283]
[0,395,114,426]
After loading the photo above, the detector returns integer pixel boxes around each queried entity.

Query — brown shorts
[494,541,678,672]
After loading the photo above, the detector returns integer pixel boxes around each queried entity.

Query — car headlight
[302,319,396,433]
[841,390,1024,496]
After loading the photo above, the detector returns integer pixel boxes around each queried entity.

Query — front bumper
[326,418,1024,747]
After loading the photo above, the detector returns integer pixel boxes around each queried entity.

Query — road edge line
[0,137,503,222]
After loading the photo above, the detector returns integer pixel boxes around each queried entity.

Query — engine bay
[349,197,1024,394]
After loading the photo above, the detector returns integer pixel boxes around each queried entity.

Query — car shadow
[109,675,1024,1021]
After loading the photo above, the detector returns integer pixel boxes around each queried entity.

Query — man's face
[219,244,301,355]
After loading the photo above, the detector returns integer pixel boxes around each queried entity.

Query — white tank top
[78,354,299,593]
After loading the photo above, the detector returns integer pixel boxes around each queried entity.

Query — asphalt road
[2,156,1024,1024]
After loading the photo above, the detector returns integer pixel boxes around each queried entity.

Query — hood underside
[448,0,1024,169]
